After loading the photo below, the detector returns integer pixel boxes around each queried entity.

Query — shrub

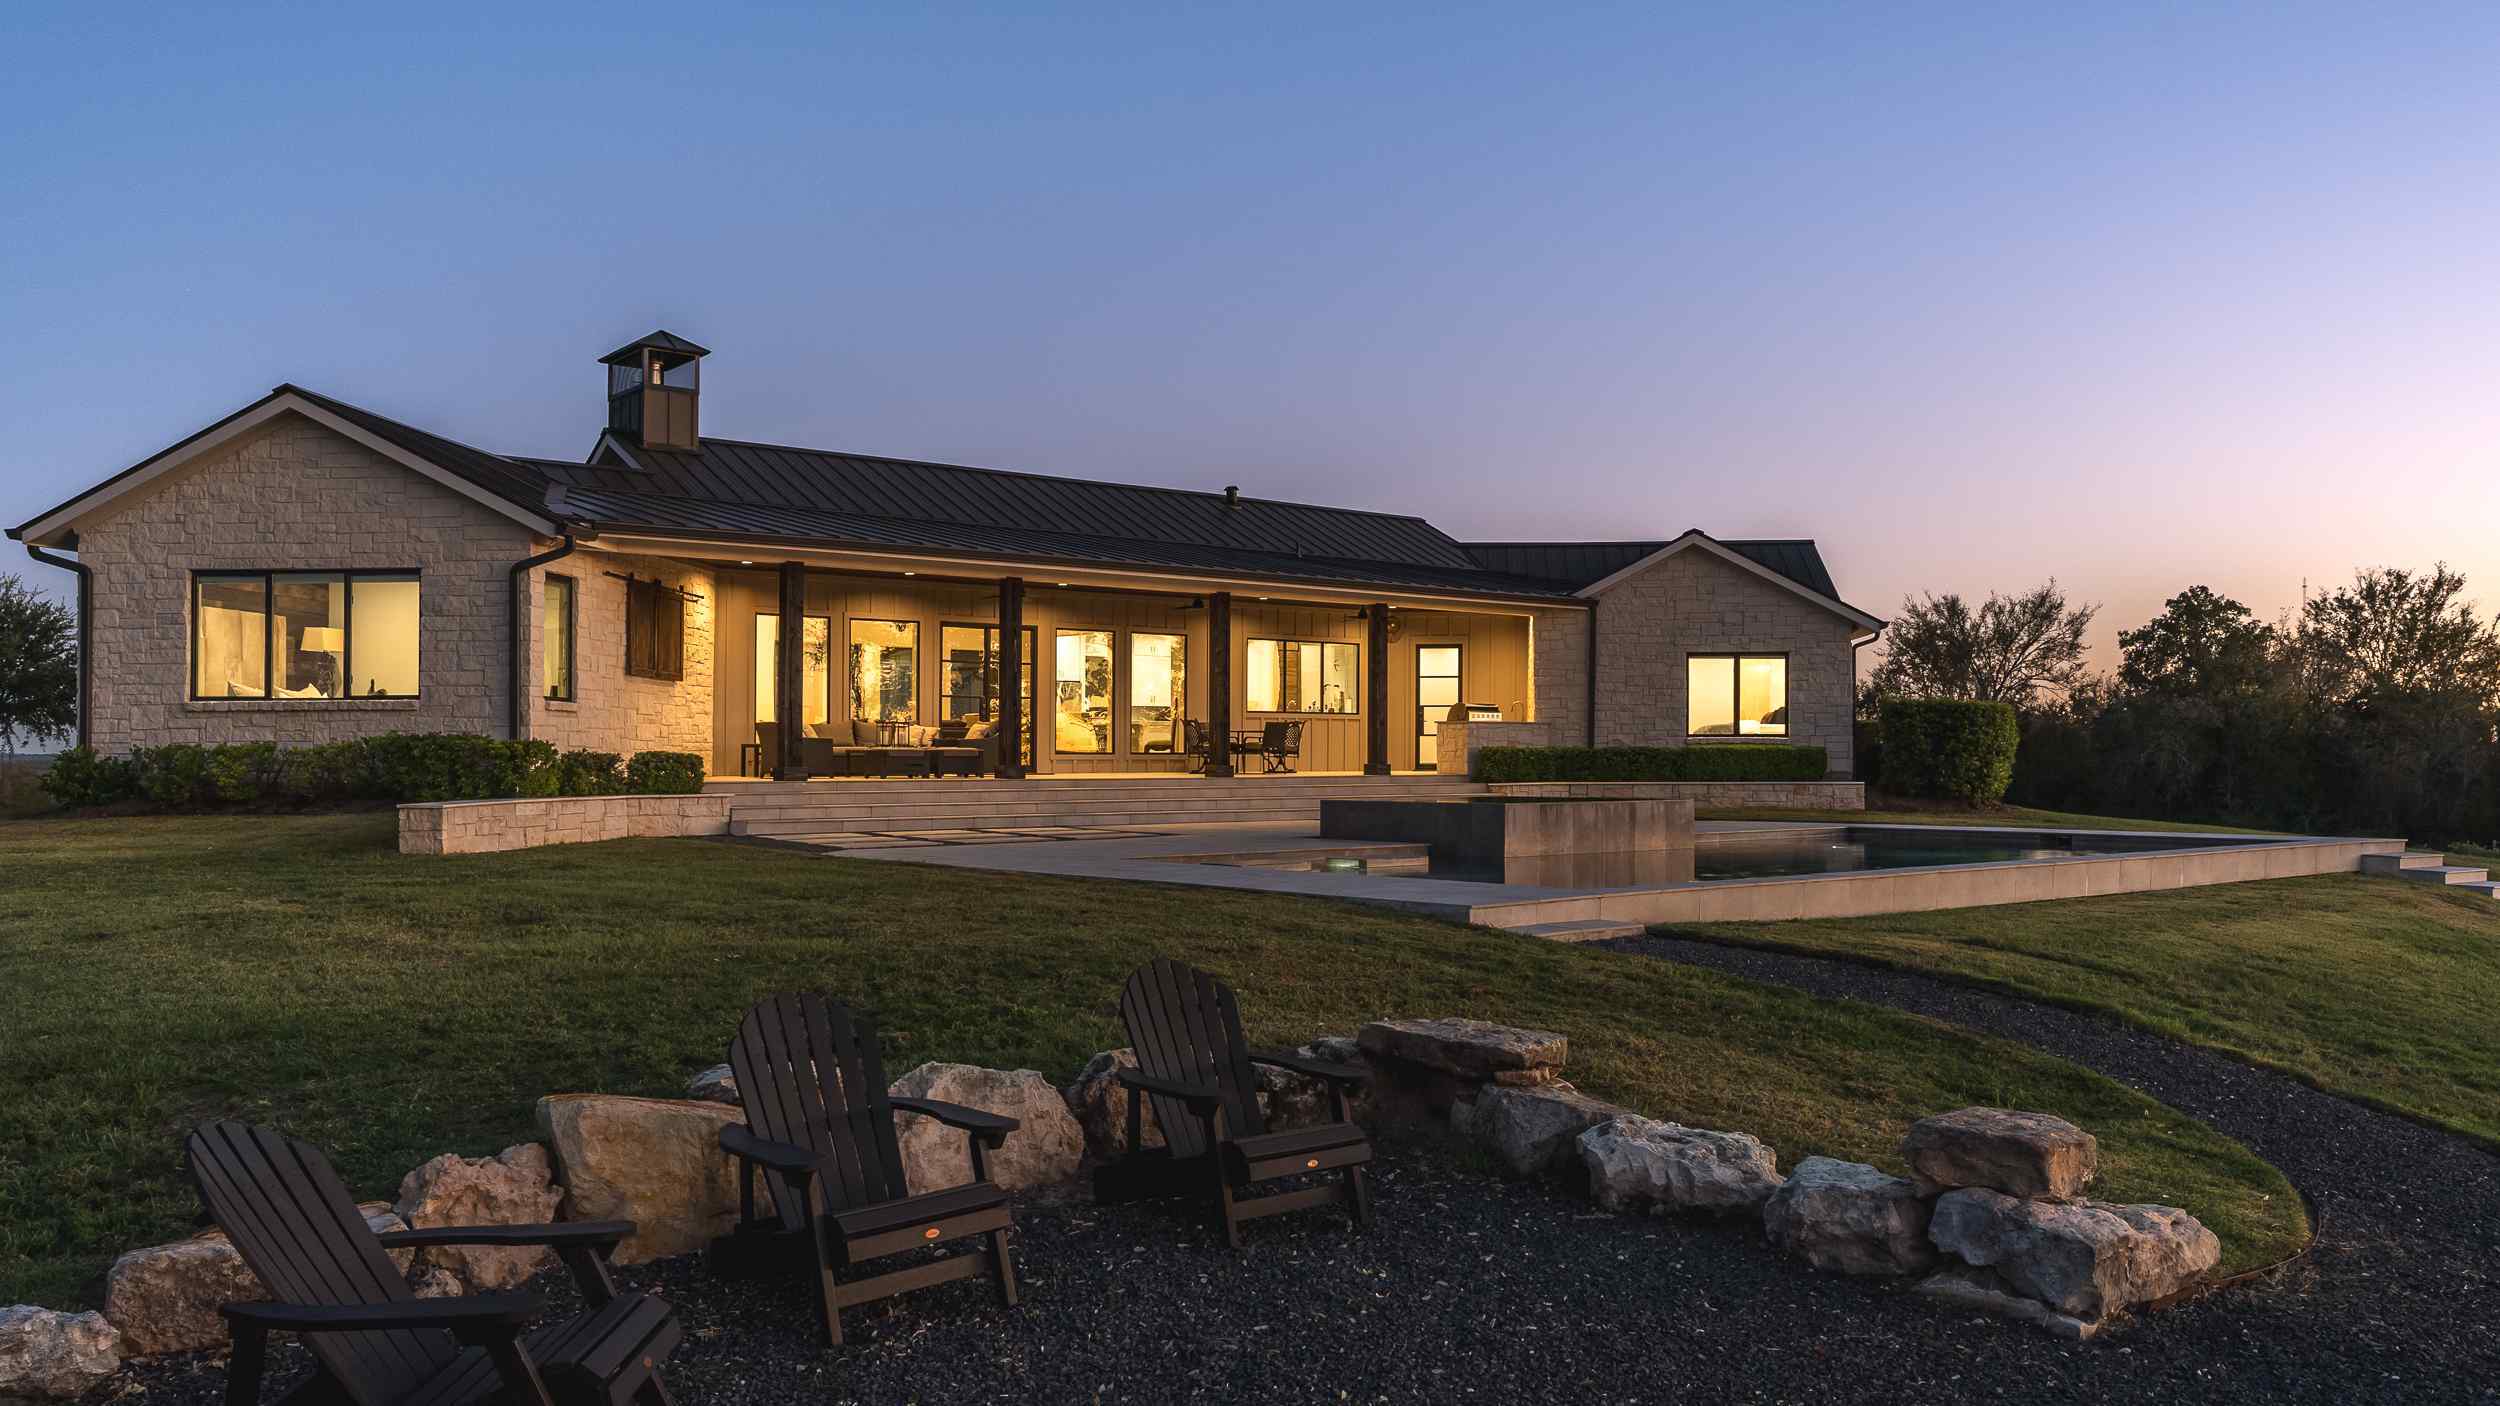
[133,744,214,808]
[1878,698,2020,805]
[205,743,282,804]
[625,751,706,795]
[38,747,140,808]
[277,741,372,805]
[557,750,627,797]
[1473,744,1828,783]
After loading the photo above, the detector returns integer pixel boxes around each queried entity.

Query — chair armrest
[890,1096,1019,1147]
[1116,1068,1225,1111]
[222,1293,542,1336]
[720,1122,821,1174]
[1249,1048,1368,1087]
[377,1221,634,1251]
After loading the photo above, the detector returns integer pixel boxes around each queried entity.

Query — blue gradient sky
[6,3,2497,663]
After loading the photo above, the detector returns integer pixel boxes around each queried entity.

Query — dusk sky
[6,3,2498,667]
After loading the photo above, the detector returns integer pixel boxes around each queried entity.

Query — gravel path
[116,941,2500,1405]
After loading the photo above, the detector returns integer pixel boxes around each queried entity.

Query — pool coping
[818,819,2406,928]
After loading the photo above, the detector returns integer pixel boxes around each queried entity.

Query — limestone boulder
[394,1143,563,1291]
[1258,1038,1373,1130]
[0,1307,122,1402]
[1928,1189,2220,1321]
[685,1065,740,1106]
[888,1062,1085,1194]
[535,1094,747,1264]
[1762,1157,1936,1278]
[1916,1268,2099,1342]
[104,1204,406,1356]
[1902,1107,2097,1199]
[1456,1085,1630,1178]
[1357,1018,1566,1087]
[1062,1049,1163,1161]
[1578,1116,1784,1216]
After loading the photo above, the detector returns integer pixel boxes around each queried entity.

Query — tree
[0,574,77,757]
[1867,581,2098,710]
[2116,586,2278,700]
[2291,565,2500,708]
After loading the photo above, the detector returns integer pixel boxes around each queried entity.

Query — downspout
[24,541,90,748]
[509,533,578,741]
[1583,598,1598,748]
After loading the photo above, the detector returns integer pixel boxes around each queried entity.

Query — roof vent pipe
[1222,485,1240,510]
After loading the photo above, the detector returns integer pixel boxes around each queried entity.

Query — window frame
[1127,630,1188,755]
[1243,637,1361,716]
[1051,626,1117,755]
[543,573,577,703]
[939,620,1037,768]
[1685,651,1790,738]
[755,612,835,727]
[188,568,424,702]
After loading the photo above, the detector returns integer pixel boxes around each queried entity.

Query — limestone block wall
[527,551,715,761]
[70,414,533,751]
[1486,780,1867,810]
[1588,550,1861,776]
[1526,606,1590,746]
[398,794,733,855]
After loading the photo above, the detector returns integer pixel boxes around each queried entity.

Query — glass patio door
[1415,645,1463,771]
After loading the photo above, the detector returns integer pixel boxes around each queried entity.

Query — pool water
[1409,828,2239,887]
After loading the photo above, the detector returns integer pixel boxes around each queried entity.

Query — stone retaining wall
[1487,780,1866,810]
[398,794,731,855]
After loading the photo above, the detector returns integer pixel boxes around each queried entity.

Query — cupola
[600,330,708,451]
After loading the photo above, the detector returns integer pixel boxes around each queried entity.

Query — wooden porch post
[1205,592,1235,778]
[1363,602,1392,774]
[996,577,1025,779]
[775,561,808,780]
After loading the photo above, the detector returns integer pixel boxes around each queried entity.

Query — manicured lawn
[0,813,2306,1306]
[1670,874,2500,1148]
[1694,802,2281,834]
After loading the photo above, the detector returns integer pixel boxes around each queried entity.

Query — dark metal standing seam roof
[1462,538,1845,601]
[538,439,1482,570]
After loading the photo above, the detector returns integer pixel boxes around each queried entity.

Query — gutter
[22,541,90,748]
[509,532,580,740]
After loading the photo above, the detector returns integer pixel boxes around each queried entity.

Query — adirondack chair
[1092,959,1374,1248]
[708,993,1022,1347]
[185,1120,679,1406]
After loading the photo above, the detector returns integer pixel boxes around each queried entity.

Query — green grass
[0,813,2307,1306]
[1671,874,2500,1149]
[1695,802,2280,834]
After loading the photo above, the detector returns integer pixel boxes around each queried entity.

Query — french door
[1414,645,1463,771]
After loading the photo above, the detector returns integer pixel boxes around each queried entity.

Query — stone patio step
[2359,850,2451,875]
[2455,881,2500,899]
[1509,918,1652,943]
[2399,864,2492,886]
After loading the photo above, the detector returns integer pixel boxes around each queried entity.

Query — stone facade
[1585,547,1860,776]
[526,552,714,759]
[398,794,732,855]
[1526,605,1590,746]
[73,415,531,750]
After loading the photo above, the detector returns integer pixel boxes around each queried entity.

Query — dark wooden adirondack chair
[185,1120,679,1406]
[1093,959,1374,1248]
[709,993,1022,1347]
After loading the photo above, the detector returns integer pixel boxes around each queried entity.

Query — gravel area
[112,940,2500,1405]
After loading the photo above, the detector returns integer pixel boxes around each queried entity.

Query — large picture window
[543,575,575,702]
[1053,628,1114,754]
[1245,638,1357,714]
[192,570,420,700]
[756,614,833,727]
[849,619,918,723]
[1129,632,1186,754]
[1687,654,1788,736]
[941,623,1036,767]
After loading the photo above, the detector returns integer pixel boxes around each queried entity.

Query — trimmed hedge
[1877,698,2020,804]
[1474,744,1829,783]
[37,734,710,811]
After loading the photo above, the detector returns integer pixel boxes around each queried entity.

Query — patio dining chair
[1257,720,1304,773]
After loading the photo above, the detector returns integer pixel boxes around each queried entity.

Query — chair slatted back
[729,994,908,1226]
[186,1121,453,1406]
[1118,959,1265,1161]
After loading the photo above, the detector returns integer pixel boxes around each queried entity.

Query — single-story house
[9,331,1883,780]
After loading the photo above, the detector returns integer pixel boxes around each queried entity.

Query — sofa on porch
[751,719,1007,777]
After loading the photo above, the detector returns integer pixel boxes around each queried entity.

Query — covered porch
[617,540,1565,783]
